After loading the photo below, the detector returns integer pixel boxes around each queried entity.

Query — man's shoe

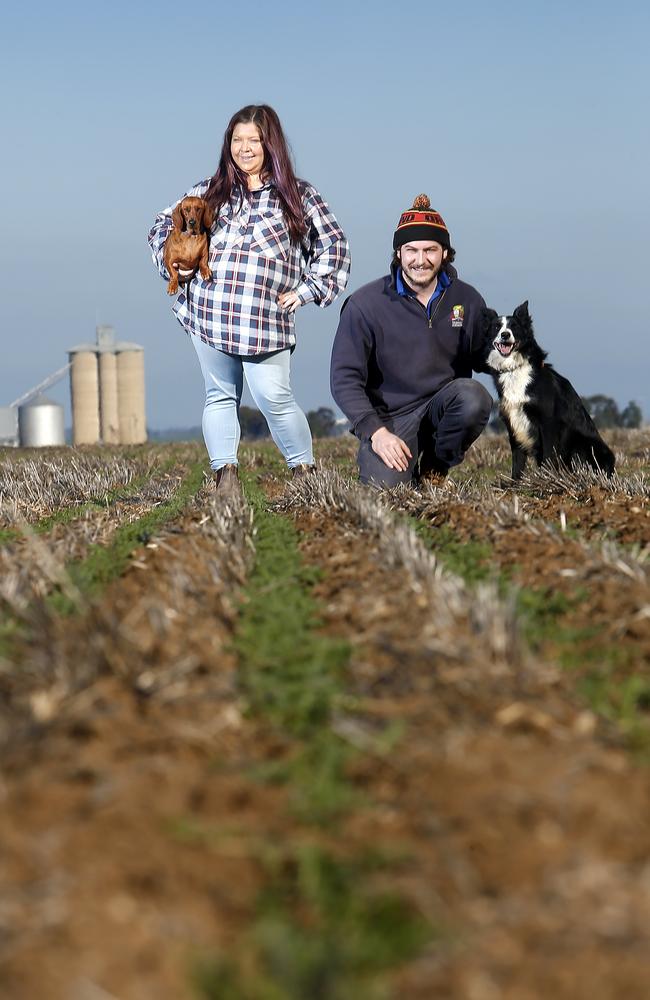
[418,468,450,489]
[417,453,450,489]
[290,464,316,479]
[213,463,243,501]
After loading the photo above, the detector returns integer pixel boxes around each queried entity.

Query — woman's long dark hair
[204,105,307,243]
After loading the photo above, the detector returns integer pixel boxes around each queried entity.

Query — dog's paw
[167,282,179,295]
[200,267,213,281]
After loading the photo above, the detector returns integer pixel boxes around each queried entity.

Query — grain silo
[97,327,120,444]
[18,395,65,447]
[0,406,18,447]
[99,352,120,443]
[116,346,146,444]
[69,349,100,445]
[67,326,146,446]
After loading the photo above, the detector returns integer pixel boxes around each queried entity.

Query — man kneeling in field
[330,194,492,487]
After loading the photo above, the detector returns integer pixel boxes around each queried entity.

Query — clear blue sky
[2,0,649,429]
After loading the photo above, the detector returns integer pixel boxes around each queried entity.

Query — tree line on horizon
[239,406,341,439]
[148,407,344,442]
[581,396,643,429]
[487,395,643,435]
[235,396,645,439]
[149,396,643,442]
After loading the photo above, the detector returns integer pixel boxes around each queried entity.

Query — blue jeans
[191,336,314,470]
[358,378,492,487]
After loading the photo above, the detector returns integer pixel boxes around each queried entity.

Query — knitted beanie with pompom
[393,194,450,250]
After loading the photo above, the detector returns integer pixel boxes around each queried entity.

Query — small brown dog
[163,196,214,295]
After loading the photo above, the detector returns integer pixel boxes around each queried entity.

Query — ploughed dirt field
[0,432,649,999]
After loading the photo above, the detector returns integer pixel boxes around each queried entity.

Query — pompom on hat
[393,194,450,250]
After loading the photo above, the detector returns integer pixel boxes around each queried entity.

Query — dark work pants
[357,378,493,487]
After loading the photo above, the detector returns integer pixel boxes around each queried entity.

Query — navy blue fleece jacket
[330,267,488,440]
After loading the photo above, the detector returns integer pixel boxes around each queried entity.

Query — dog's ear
[479,308,499,343]
[513,300,532,333]
[201,201,215,232]
[171,202,185,232]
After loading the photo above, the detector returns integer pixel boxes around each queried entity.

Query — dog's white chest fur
[494,361,535,451]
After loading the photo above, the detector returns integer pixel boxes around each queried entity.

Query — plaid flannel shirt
[148,178,350,355]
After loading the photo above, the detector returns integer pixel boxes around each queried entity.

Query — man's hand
[370,427,412,472]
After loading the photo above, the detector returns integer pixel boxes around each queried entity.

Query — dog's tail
[578,437,616,476]
[592,439,616,476]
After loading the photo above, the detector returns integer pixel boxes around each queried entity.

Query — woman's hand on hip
[278,290,302,313]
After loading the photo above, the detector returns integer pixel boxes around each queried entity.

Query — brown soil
[406,490,650,694]
[1,449,650,999]
[505,488,649,546]
[292,503,650,999]
[0,496,289,1000]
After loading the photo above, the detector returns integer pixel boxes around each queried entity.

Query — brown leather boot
[213,463,243,501]
[418,469,449,488]
[417,454,450,489]
[291,464,316,479]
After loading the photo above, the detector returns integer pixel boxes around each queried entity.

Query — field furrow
[0,447,180,527]
[387,473,650,747]
[0,436,649,1000]
[0,487,262,1000]
[0,455,203,617]
[273,467,650,998]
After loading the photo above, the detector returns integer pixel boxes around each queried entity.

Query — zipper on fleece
[406,286,448,328]
[428,289,447,328]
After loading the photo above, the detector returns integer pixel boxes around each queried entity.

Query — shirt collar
[241,178,274,201]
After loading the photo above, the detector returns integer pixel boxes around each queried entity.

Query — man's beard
[401,261,442,289]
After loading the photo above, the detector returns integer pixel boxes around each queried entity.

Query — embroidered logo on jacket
[451,305,465,328]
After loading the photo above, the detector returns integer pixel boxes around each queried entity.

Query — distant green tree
[307,407,336,438]
[239,406,269,439]
[621,400,643,428]
[581,395,621,429]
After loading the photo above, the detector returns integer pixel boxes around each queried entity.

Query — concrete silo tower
[68,347,100,445]
[96,325,120,444]
[116,345,146,444]
[67,326,146,446]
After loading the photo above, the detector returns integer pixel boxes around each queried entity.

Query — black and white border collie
[482,301,615,480]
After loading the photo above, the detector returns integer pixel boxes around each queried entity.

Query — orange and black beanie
[393,194,450,250]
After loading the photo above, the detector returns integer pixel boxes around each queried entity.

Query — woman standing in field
[148,104,350,499]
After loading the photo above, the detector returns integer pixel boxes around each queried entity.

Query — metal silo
[99,351,120,444]
[116,347,146,444]
[18,395,65,448]
[0,406,18,446]
[69,349,100,445]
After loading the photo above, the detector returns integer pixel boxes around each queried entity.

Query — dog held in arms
[163,196,214,295]
[482,301,615,480]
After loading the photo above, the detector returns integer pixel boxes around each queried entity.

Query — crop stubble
[0,434,649,999]
[279,461,650,999]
